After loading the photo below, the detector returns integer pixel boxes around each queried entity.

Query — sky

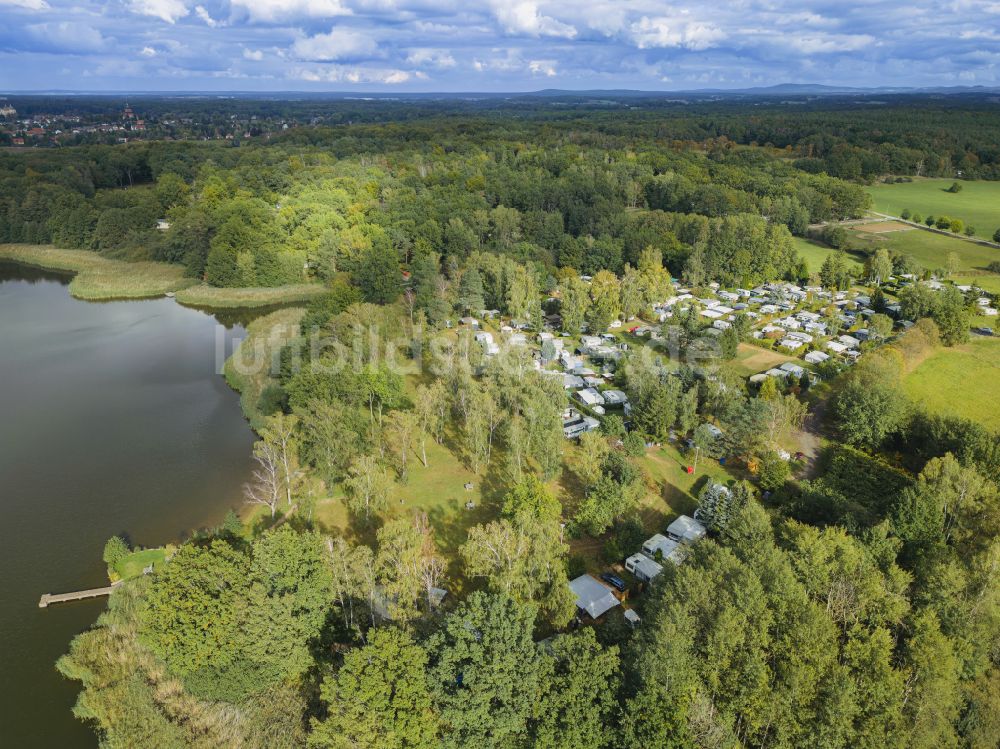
[1,0,999,92]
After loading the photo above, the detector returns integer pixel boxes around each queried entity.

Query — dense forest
[12,97,998,747]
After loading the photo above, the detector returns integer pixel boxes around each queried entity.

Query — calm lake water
[0,262,258,747]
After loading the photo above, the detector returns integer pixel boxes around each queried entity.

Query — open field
[845,223,1000,292]
[175,283,327,308]
[865,178,1000,241]
[793,236,864,274]
[730,342,803,377]
[0,244,196,299]
[902,337,1000,431]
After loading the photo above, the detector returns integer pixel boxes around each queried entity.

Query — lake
[0,261,258,747]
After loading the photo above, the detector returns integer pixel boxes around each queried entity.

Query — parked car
[600,572,627,592]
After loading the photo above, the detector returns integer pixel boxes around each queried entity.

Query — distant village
[0,98,296,147]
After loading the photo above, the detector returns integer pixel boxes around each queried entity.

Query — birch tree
[244,440,282,519]
[343,455,393,522]
[260,413,301,509]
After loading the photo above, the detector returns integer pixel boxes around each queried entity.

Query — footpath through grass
[0,244,195,299]
[902,337,1000,431]
[865,178,1000,241]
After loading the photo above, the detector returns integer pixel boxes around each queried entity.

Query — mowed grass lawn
[866,179,1000,241]
[115,547,168,580]
[731,342,802,377]
[902,337,1000,430]
[847,224,1000,292]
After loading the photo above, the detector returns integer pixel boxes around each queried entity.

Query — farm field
[846,222,1000,292]
[865,178,1000,241]
[902,337,1000,430]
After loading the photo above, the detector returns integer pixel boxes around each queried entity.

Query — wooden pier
[39,581,121,608]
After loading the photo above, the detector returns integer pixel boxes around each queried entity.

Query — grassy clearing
[865,178,1000,240]
[846,223,1000,291]
[175,283,327,309]
[223,306,305,430]
[313,433,501,556]
[793,236,864,274]
[114,547,169,580]
[902,337,1000,431]
[0,244,195,300]
[730,342,802,377]
[637,441,735,518]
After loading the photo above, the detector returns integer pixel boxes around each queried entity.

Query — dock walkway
[39,581,121,608]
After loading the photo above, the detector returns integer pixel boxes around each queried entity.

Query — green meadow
[865,178,1000,241]
[902,337,1000,430]
[793,236,865,274]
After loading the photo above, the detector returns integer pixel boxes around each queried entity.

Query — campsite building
[568,575,621,619]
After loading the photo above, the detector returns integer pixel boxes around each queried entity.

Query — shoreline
[0,244,327,309]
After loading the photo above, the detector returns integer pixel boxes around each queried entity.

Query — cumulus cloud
[0,0,50,9]
[628,16,726,51]
[405,47,456,68]
[128,0,188,23]
[231,0,351,23]
[784,33,876,54]
[292,27,377,61]
[494,1,576,39]
[25,20,108,53]
[194,5,219,26]
[293,64,410,83]
[4,0,1000,90]
[140,45,157,56]
[528,59,557,76]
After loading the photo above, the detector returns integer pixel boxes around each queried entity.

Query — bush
[946,181,963,193]
[964,225,975,237]
[910,212,922,224]
[757,451,791,491]
[622,431,646,457]
[822,225,848,249]
[602,517,646,564]
[102,535,130,575]
[900,208,911,220]
[258,384,288,416]
[601,414,627,439]
[566,554,588,579]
